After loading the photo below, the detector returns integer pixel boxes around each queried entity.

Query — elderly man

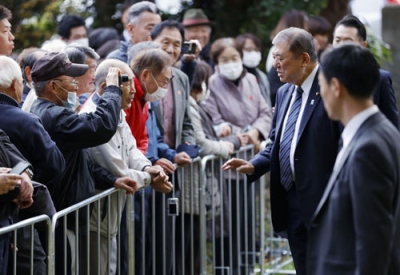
[19,48,47,109]
[0,55,62,274]
[333,15,399,128]
[80,58,172,275]
[0,5,14,56]
[107,1,161,62]
[182,8,213,68]
[222,28,342,275]
[30,52,136,274]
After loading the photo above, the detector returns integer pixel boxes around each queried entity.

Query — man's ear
[98,82,107,96]
[330,77,342,98]
[127,23,135,38]
[140,69,149,83]
[24,66,33,84]
[301,52,311,66]
[361,40,368,48]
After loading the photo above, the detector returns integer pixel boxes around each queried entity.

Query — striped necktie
[279,86,304,191]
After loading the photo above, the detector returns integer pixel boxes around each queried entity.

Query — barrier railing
[0,214,51,275]
[0,147,295,275]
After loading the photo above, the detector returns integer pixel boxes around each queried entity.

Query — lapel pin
[310,99,315,105]
[178,90,181,95]
[316,92,319,96]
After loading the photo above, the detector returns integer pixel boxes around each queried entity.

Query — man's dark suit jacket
[307,112,400,275]
[375,69,398,128]
[248,69,341,232]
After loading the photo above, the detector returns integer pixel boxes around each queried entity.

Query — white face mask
[242,51,262,68]
[218,62,243,80]
[71,38,89,47]
[54,81,77,109]
[143,73,168,102]
[196,81,209,102]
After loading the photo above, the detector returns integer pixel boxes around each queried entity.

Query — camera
[167,198,179,216]
[181,41,197,54]
[118,74,129,86]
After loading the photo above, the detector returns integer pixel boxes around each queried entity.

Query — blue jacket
[0,93,65,185]
[30,86,121,211]
[146,102,176,164]
[106,40,132,63]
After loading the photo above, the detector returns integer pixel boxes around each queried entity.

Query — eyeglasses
[53,79,79,86]
[151,72,174,88]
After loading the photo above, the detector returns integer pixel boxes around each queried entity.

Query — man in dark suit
[222,27,341,275]
[307,43,400,275]
[333,14,399,128]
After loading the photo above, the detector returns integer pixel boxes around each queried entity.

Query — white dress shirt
[280,64,319,178]
[334,105,379,171]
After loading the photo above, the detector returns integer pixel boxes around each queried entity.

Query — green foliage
[366,26,392,66]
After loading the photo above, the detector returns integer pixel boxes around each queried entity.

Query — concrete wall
[382,5,400,118]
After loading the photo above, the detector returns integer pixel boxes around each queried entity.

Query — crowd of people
[0,1,399,275]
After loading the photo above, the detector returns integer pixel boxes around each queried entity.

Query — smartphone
[118,74,129,86]
[9,162,30,175]
[181,41,197,54]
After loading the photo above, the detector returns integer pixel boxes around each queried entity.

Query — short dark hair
[128,1,160,27]
[335,15,367,42]
[236,33,262,52]
[0,5,12,21]
[64,44,99,64]
[320,43,379,99]
[192,60,212,92]
[210,37,243,65]
[150,20,184,42]
[58,14,86,39]
[306,15,331,36]
[272,27,318,62]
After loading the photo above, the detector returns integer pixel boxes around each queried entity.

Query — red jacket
[125,77,149,154]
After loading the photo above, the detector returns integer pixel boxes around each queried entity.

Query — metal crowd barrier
[0,214,51,275]
[0,145,295,275]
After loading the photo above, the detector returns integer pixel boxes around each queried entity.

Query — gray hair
[94,59,130,90]
[128,2,160,27]
[33,80,50,97]
[127,41,160,67]
[65,43,99,64]
[0,55,23,89]
[131,48,172,78]
[272,27,318,62]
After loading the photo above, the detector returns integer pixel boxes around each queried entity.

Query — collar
[92,91,101,105]
[297,64,319,96]
[0,92,19,107]
[341,105,379,149]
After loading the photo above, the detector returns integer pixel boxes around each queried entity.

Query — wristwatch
[24,167,34,179]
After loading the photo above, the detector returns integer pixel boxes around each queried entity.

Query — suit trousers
[287,183,308,275]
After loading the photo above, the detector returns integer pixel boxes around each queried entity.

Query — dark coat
[307,112,400,275]
[248,70,342,232]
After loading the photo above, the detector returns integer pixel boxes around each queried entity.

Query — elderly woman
[236,33,272,108]
[203,37,272,275]
[204,37,272,153]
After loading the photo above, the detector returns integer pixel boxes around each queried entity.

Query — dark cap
[31,52,88,82]
[182,9,212,27]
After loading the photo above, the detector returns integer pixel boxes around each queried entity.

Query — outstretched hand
[222,158,255,175]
